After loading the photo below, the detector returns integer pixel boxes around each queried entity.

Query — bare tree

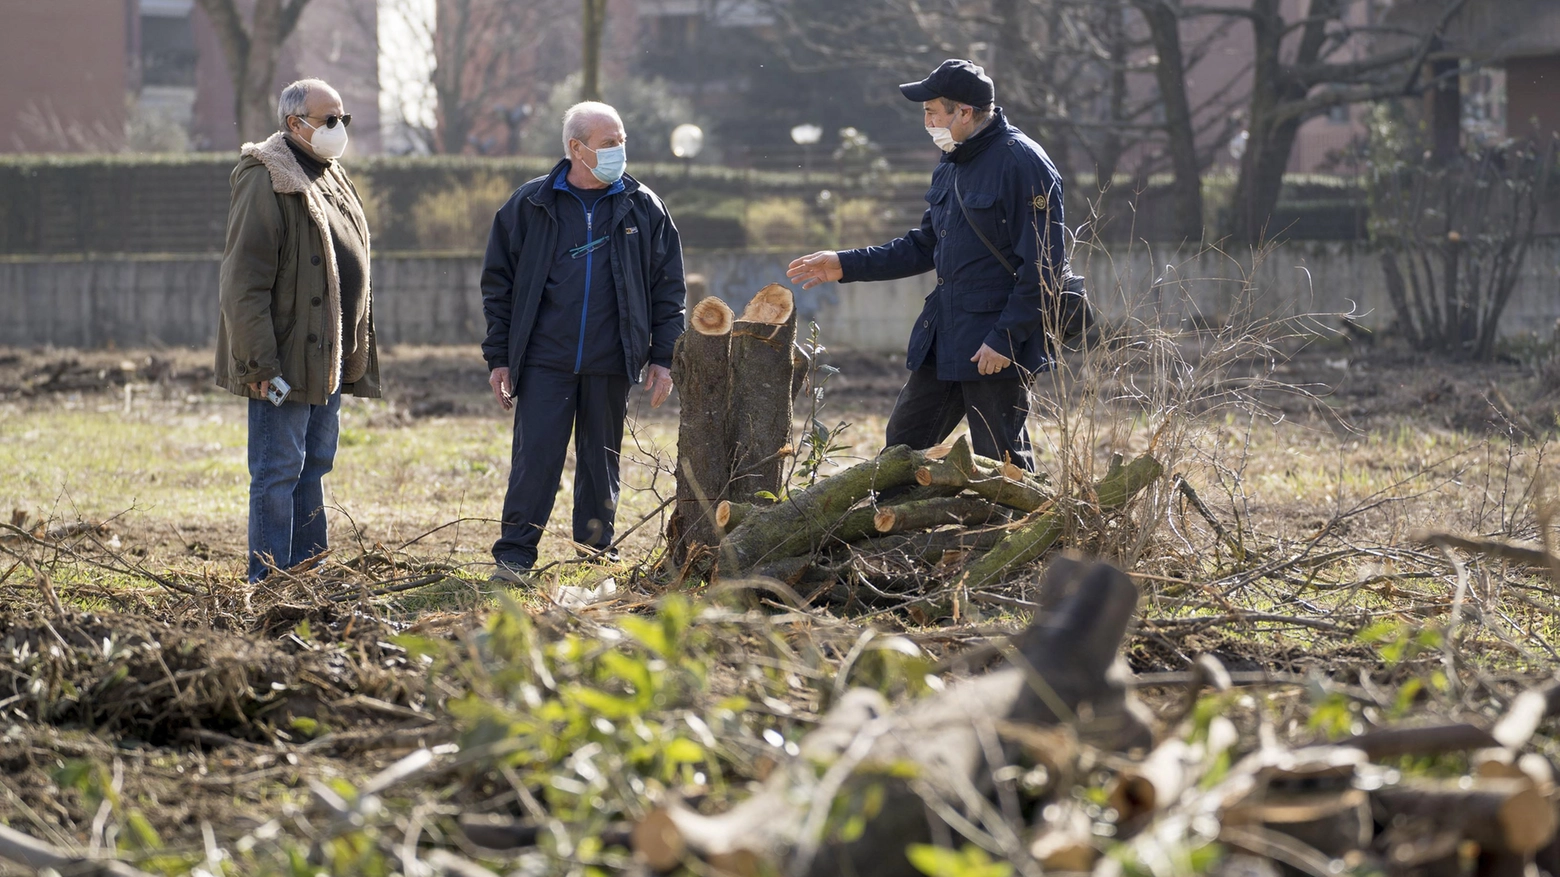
[193,0,312,143]
[1149,0,1471,243]
[383,0,571,155]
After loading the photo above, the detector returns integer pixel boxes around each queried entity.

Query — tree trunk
[581,0,607,102]
[666,297,735,566]
[1136,0,1204,241]
[727,285,798,504]
[433,0,473,154]
[195,0,311,145]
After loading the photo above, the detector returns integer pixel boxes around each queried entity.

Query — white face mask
[926,126,958,153]
[300,117,349,160]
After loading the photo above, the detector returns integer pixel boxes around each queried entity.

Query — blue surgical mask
[583,143,627,184]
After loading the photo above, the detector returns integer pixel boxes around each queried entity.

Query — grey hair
[277,79,336,130]
[937,96,994,123]
[561,101,623,156]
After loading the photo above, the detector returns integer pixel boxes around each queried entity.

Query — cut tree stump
[634,560,1150,877]
[666,296,735,565]
[728,284,798,504]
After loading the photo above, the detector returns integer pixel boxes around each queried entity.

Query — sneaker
[489,559,534,585]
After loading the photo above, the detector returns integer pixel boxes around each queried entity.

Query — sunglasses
[298,113,352,129]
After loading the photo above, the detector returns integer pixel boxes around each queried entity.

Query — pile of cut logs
[629,559,1560,877]
[665,285,1161,601]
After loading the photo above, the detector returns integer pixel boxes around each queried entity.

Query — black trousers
[884,361,1035,471]
[493,366,630,567]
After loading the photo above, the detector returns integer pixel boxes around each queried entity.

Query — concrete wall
[4,242,1559,351]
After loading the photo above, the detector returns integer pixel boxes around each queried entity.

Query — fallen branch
[959,453,1163,589]
[0,822,153,877]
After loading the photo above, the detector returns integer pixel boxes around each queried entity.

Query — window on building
[141,1,196,88]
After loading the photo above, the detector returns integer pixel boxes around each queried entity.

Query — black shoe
[489,559,535,585]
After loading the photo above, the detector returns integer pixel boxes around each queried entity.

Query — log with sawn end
[727,284,799,504]
[666,296,735,564]
[717,445,927,574]
[916,435,1050,513]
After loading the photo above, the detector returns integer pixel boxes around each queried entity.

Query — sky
[377,0,438,154]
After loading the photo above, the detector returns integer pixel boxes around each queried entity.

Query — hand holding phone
[265,376,292,406]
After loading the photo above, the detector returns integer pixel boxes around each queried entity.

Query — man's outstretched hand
[645,364,674,408]
[786,251,843,290]
[971,344,1012,376]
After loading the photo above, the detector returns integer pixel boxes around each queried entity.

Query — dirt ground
[1,335,1558,867]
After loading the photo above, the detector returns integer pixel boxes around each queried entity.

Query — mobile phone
[265,376,292,407]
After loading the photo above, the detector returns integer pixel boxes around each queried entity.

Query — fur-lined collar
[240,131,329,195]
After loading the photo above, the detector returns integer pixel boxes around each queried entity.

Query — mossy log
[959,453,1163,589]
[717,445,926,574]
[916,435,1050,513]
[871,495,1011,535]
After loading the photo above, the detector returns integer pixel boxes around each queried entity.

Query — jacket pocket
[960,287,1011,313]
[960,191,1011,250]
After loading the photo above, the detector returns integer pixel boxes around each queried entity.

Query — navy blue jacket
[837,110,1066,382]
[481,159,686,377]
[527,176,627,374]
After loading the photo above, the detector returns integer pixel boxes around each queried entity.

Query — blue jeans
[247,392,341,582]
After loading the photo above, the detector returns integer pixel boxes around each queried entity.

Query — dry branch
[0,822,152,877]
[1412,530,1560,576]
[636,561,1150,876]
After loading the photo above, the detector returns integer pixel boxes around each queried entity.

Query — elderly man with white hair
[215,78,377,583]
[480,101,686,581]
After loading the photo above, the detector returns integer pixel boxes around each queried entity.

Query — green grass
[0,392,683,579]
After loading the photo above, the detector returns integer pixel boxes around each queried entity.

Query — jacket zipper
[562,188,596,375]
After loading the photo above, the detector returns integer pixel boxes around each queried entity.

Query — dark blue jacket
[481,159,686,377]
[837,109,1066,382]
[526,175,627,374]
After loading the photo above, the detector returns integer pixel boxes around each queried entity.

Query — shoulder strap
[953,169,1017,278]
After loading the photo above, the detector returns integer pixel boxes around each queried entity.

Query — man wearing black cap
[787,60,1067,471]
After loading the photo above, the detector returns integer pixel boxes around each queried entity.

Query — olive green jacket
[214,131,380,404]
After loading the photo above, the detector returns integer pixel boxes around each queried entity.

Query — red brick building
[0,0,379,154]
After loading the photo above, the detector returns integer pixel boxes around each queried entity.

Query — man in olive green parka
[215,78,378,583]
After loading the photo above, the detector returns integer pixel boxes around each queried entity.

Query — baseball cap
[899,59,995,107]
